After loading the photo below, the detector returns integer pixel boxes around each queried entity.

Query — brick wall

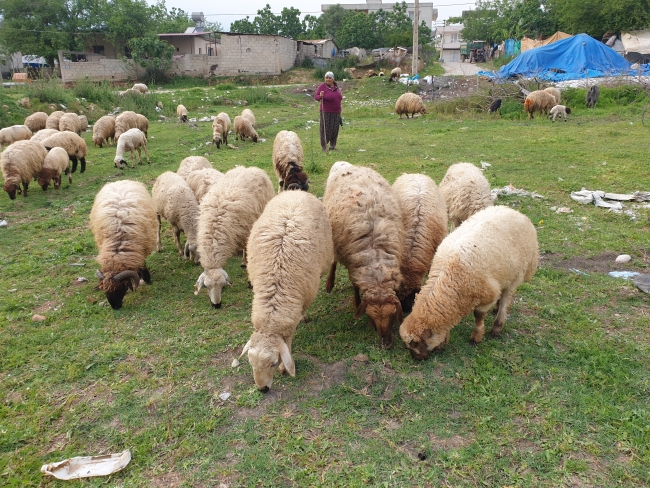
[59,53,133,83]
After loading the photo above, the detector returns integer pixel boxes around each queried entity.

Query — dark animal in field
[586,85,600,108]
[488,98,502,114]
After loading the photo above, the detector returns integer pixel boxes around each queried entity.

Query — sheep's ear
[279,340,295,377]
[239,340,252,359]
[353,300,368,319]
[394,298,404,325]
[95,269,104,280]
[194,273,205,294]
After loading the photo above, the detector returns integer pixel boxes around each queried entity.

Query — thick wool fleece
[438,162,493,229]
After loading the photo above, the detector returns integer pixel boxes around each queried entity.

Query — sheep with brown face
[212,112,230,148]
[524,90,556,119]
[38,147,71,190]
[272,130,309,192]
[1,140,47,199]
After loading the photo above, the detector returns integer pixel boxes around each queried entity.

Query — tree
[319,4,350,39]
[203,20,223,33]
[230,17,257,34]
[253,5,280,35]
[128,34,173,82]
[337,12,378,49]
[278,7,303,39]
[302,14,326,39]
[151,2,193,33]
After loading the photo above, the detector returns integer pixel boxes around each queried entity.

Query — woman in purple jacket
[314,71,343,151]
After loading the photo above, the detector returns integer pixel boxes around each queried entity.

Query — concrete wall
[59,52,133,83]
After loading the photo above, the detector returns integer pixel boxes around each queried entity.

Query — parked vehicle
[460,41,486,63]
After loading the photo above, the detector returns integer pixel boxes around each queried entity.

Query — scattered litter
[555,207,572,214]
[218,392,231,401]
[32,314,46,322]
[615,254,632,264]
[491,184,544,200]
[8,289,17,292]
[358,149,366,152]
[571,188,650,212]
[569,268,589,276]
[231,358,240,368]
[205,141,212,146]
[480,161,491,169]
[68,263,85,267]
[59,104,66,110]
[190,147,197,151]
[77,277,88,283]
[0,220,7,227]
[609,271,640,279]
[41,450,131,480]
[259,138,266,143]
[632,274,650,294]
[198,116,213,122]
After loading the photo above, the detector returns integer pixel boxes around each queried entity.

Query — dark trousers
[320,111,340,150]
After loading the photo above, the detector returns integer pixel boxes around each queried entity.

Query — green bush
[235,87,286,106]
[300,58,314,69]
[71,79,119,106]
[0,92,29,128]
[25,77,71,105]
[119,93,158,118]
[215,83,237,91]
[562,85,650,109]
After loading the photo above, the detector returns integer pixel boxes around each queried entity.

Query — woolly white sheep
[550,105,571,122]
[212,112,230,148]
[78,115,88,132]
[132,83,149,94]
[323,162,405,347]
[438,162,493,229]
[38,147,71,190]
[234,115,258,142]
[392,173,448,313]
[46,111,65,130]
[544,87,561,105]
[524,90,556,119]
[389,67,401,82]
[40,131,88,173]
[272,130,309,192]
[114,111,139,141]
[119,88,141,98]
[240,190,334,392]
[152,171,201,263]
[30,129,59,143]
[195,166,274,308]
[24,112,48,133]
[241,108,255,126]
[92,115,116,148]
[395,92,427,119]
[1,140,47,199]
[113,127,150,169]
[184,167,224,204]
[399,206,538,360]
[136,114,149,138]
[177,156,212,180]
[177,104,188,123]
[58,113,81,135]
[0,125,32,150]
[90,180,157,310]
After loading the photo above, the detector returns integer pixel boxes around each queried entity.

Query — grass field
[1,71,649,487]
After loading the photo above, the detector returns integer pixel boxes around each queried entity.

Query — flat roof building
[322,0,438,30]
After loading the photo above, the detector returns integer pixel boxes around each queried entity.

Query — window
[408,11,414,20]
[451,33,458,43]
[199,48,202,54]
[92,45,104,56]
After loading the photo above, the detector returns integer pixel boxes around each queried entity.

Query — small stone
[77,277,88,283]
[615,254,632,264]
[32,314,46,322]
[231,358,240,368]
[353,353,369,363]
[219,392,231,401]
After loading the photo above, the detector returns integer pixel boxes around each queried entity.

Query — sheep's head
[251,133,258,143]
[3,180,20,200]
[195,268,231,308]
[419,105,427,114]
[213,133,222,148]
[38,176,50,191]
[113,156,126,170]
[184,241,200,264]
[284,168,309,192]
[399,320,448,361]
[355,295,403,348]
[96,269,143,310]
[240,332,295,392]
[181,115,188,123]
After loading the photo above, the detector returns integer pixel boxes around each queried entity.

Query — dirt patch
[541,252,648,274]
[149,472,184,488]
[34,300,58,313]
[430,434,473,450]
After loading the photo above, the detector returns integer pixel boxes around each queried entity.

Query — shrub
[72,79,119,106]
[301,58,314,69]
[25,77,71,105]
[562,85,650,108]
[120,93,158,119]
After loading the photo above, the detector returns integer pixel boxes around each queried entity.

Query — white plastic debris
[615,254,632,263]
[491,185,544,199]
[0,220,7,227]
[608,271,640,279]
[555,207,572,214]
[231,358,240,368]
[480,161,491,169]
[218,392,231,401]
[41,450,131,480]
[77,277,88,283]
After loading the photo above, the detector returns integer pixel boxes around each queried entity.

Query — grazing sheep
[392,173,448,313]
[438,162,493,229]
[241,191,334,392]
[544,87,561,105]
[523,90,556,119]
[38,147,71,190]
[389,67,401,82]
[0,125,32,150]
[323,163,405,347]
[272,130,309,192]
[30,129,59,143]
[132,83,148,94]
[395,92,427,119]
[152,171,201,263]
[488,98,502,114]
[113,128,149,169]
[46,111,65,130]
[19,97,30,108]
[550,105,572,122]
[177,156,212,180]
[90,180,157,310]
[119,88,141,98]
[114,111,139,141]
[195,166,274,308]
[78,115,89,132]
[234,115,258,142]
[135,114,149,138]
[185,167,224,203]
[1,140,47,199]
[40,131,88,173]
[241,108,255,126]
[399,206,538,360]
[92,115,116,148]
[586,85,600,108]
[24,112,48,133]
[58,113,82,135]
[177,104,188,123]
[212,112,230,148]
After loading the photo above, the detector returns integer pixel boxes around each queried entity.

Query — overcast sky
[151,0,475,32]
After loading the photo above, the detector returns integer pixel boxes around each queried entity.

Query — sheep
[58,113,81,135]
[19,97,30,108]
[438,162,493,229]
[195,166,274,309]
[322,163,405,348]
[212,112,230,148]
[389,67,401,82]
[272,130,309,192]
[523,90,556,119]
[113,128,149,170]
[240,190,334,392]
[132,83,148,94]
[177,156,212,180]
[78,115,89,132]
[114,111,139,141]
[152,171,201,264]
[24,112,48,133]
[92,115,116,148]
[119,88,141,98]
[177,104,188,123]
[487,98,502,114]
[184,167,224,204]
[241,108,255,126]
[46,111,65,130]
[586,85,600,108]
[392,173,448,313]
[0,125,32,150]
[550,105,572,122]
[89,180,157,310]
[30,129,59,143]
[38,147,71,190]
[40,131,88,174]
[234,115,258,142]
[1,140,47,199]
[544,87,561,105]
[135,114,149,138]
[395,92,427,119]
[399,206,538,360]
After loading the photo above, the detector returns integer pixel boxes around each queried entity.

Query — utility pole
[412,0,419,77]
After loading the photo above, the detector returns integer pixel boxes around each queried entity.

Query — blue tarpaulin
[479,34,650,81]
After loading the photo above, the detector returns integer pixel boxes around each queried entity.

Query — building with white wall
[439,23,463,62]
[322,0,438,30]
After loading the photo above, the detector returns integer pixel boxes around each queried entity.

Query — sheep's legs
[241,248,247,268]
[470,309,487,344]
[353,285,361,310]
[142,144,151,164]
[491,289,514,338]
[172,225,183,256]
[22,181,29,198]
[325,262,337,292]
[136,147,142,165]
[156,214,163,252]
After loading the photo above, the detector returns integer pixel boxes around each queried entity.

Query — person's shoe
[329,146,336,150]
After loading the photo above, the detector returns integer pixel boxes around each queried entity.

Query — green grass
[1,72,650,487]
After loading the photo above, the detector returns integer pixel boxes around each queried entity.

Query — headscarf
[325,71,335,80]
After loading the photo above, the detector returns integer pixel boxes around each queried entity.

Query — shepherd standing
[314,71,343,152]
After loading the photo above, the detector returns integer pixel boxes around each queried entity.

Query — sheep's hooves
[259,386,270,393]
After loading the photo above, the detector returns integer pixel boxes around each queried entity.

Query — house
[439,23,463,62]
[0,51,22,79]
[297,39,338,64]
[322,0,437,30]
[158,29,219,56]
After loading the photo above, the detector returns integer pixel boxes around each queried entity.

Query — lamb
[195,166,274,308]
[234,115,258,142]
[395,92,427,119]
[586,85,600,108]
[322,163,405,347]
[38,147,71,190]
[177,104,188,123]
[132,83,149,94]
[58,113,82,135]
[119,88,141,98]
[46,111,65,130]
[78,115,89,132]
[272,130,309,192]
[113,128,150,169]
[177,156,212,180]
[184,167,224,203]
[240,190,334,392]
[114,111,139,141]
[0,125,32,150]
[89,180,157,310]
[438,162,493,229]
[523,90,556,119]
[135,114,149,138]
[550,105,572,122]
[389,67,401,82]
[1,140,47,199]
[40,131,88,173]
[24,112,48,133]
[152,171,201,264]
[392,173,448,313]
[487,98,502,114]
[544,87,561,105]
[399,206,538,360]
[92,115,116,148]
[30,129,59,143]
[241,108,255,126]
[212,112,230,148]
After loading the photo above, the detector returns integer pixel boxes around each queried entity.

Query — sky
[150,0,475,32]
